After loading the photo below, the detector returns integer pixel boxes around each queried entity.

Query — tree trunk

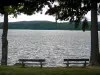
[90,1,100,66]
[1,12,8,65]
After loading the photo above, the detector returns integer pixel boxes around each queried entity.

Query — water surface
[0,29,98,67]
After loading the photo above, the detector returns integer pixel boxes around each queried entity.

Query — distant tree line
[0,21,100,30]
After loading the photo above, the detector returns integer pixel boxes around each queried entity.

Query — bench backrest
[64,59,89,61]
[19,59,45,62]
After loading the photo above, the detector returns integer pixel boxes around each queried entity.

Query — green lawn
[0,66,100,75]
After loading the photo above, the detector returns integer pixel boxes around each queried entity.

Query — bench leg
[66,61,69,67]
[22,61,25,68]
[66,63,69,67]
[83,61,86,67]
[40,62,42,68]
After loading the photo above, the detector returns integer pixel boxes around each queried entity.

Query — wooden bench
[64,59,89,67]
[19,59,45,68]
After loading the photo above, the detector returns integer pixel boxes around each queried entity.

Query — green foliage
[46,0,90,20]
[0,0,52,16]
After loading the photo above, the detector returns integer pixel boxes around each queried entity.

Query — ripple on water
[0,30,94,66]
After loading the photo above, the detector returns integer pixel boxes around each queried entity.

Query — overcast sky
[0,11,100,22]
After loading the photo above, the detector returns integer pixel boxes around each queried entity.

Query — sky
[0,11,100,22]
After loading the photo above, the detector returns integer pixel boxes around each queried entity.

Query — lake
[0,29,99,67]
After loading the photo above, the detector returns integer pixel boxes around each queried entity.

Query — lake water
[0,29,99,67]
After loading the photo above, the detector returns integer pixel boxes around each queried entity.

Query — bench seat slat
[19,59,45,62]
[15,62,46,65]
[64,59,89,61]
[64,63,89,64]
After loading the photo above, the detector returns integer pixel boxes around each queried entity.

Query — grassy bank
[0,66,100,75]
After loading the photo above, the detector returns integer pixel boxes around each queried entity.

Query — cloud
[85,11,100,21]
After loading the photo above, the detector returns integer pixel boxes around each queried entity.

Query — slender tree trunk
[1,12,8,65]
[90,1,100,66]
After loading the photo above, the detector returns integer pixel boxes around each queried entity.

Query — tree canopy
[46,0,100,22]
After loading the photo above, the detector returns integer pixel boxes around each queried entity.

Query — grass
[0,66,100,75]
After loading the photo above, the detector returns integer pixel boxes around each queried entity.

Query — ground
[0,66,100,75]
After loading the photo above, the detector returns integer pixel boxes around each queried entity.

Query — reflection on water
[0,29,97,67]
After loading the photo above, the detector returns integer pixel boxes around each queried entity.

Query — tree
[1,8,8,65]
[0,4,22,65]
[90,1,100,66]
[0,0,32,66]
[46,0,100,66]
[0,0,51,65]
[0,1,29,65]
